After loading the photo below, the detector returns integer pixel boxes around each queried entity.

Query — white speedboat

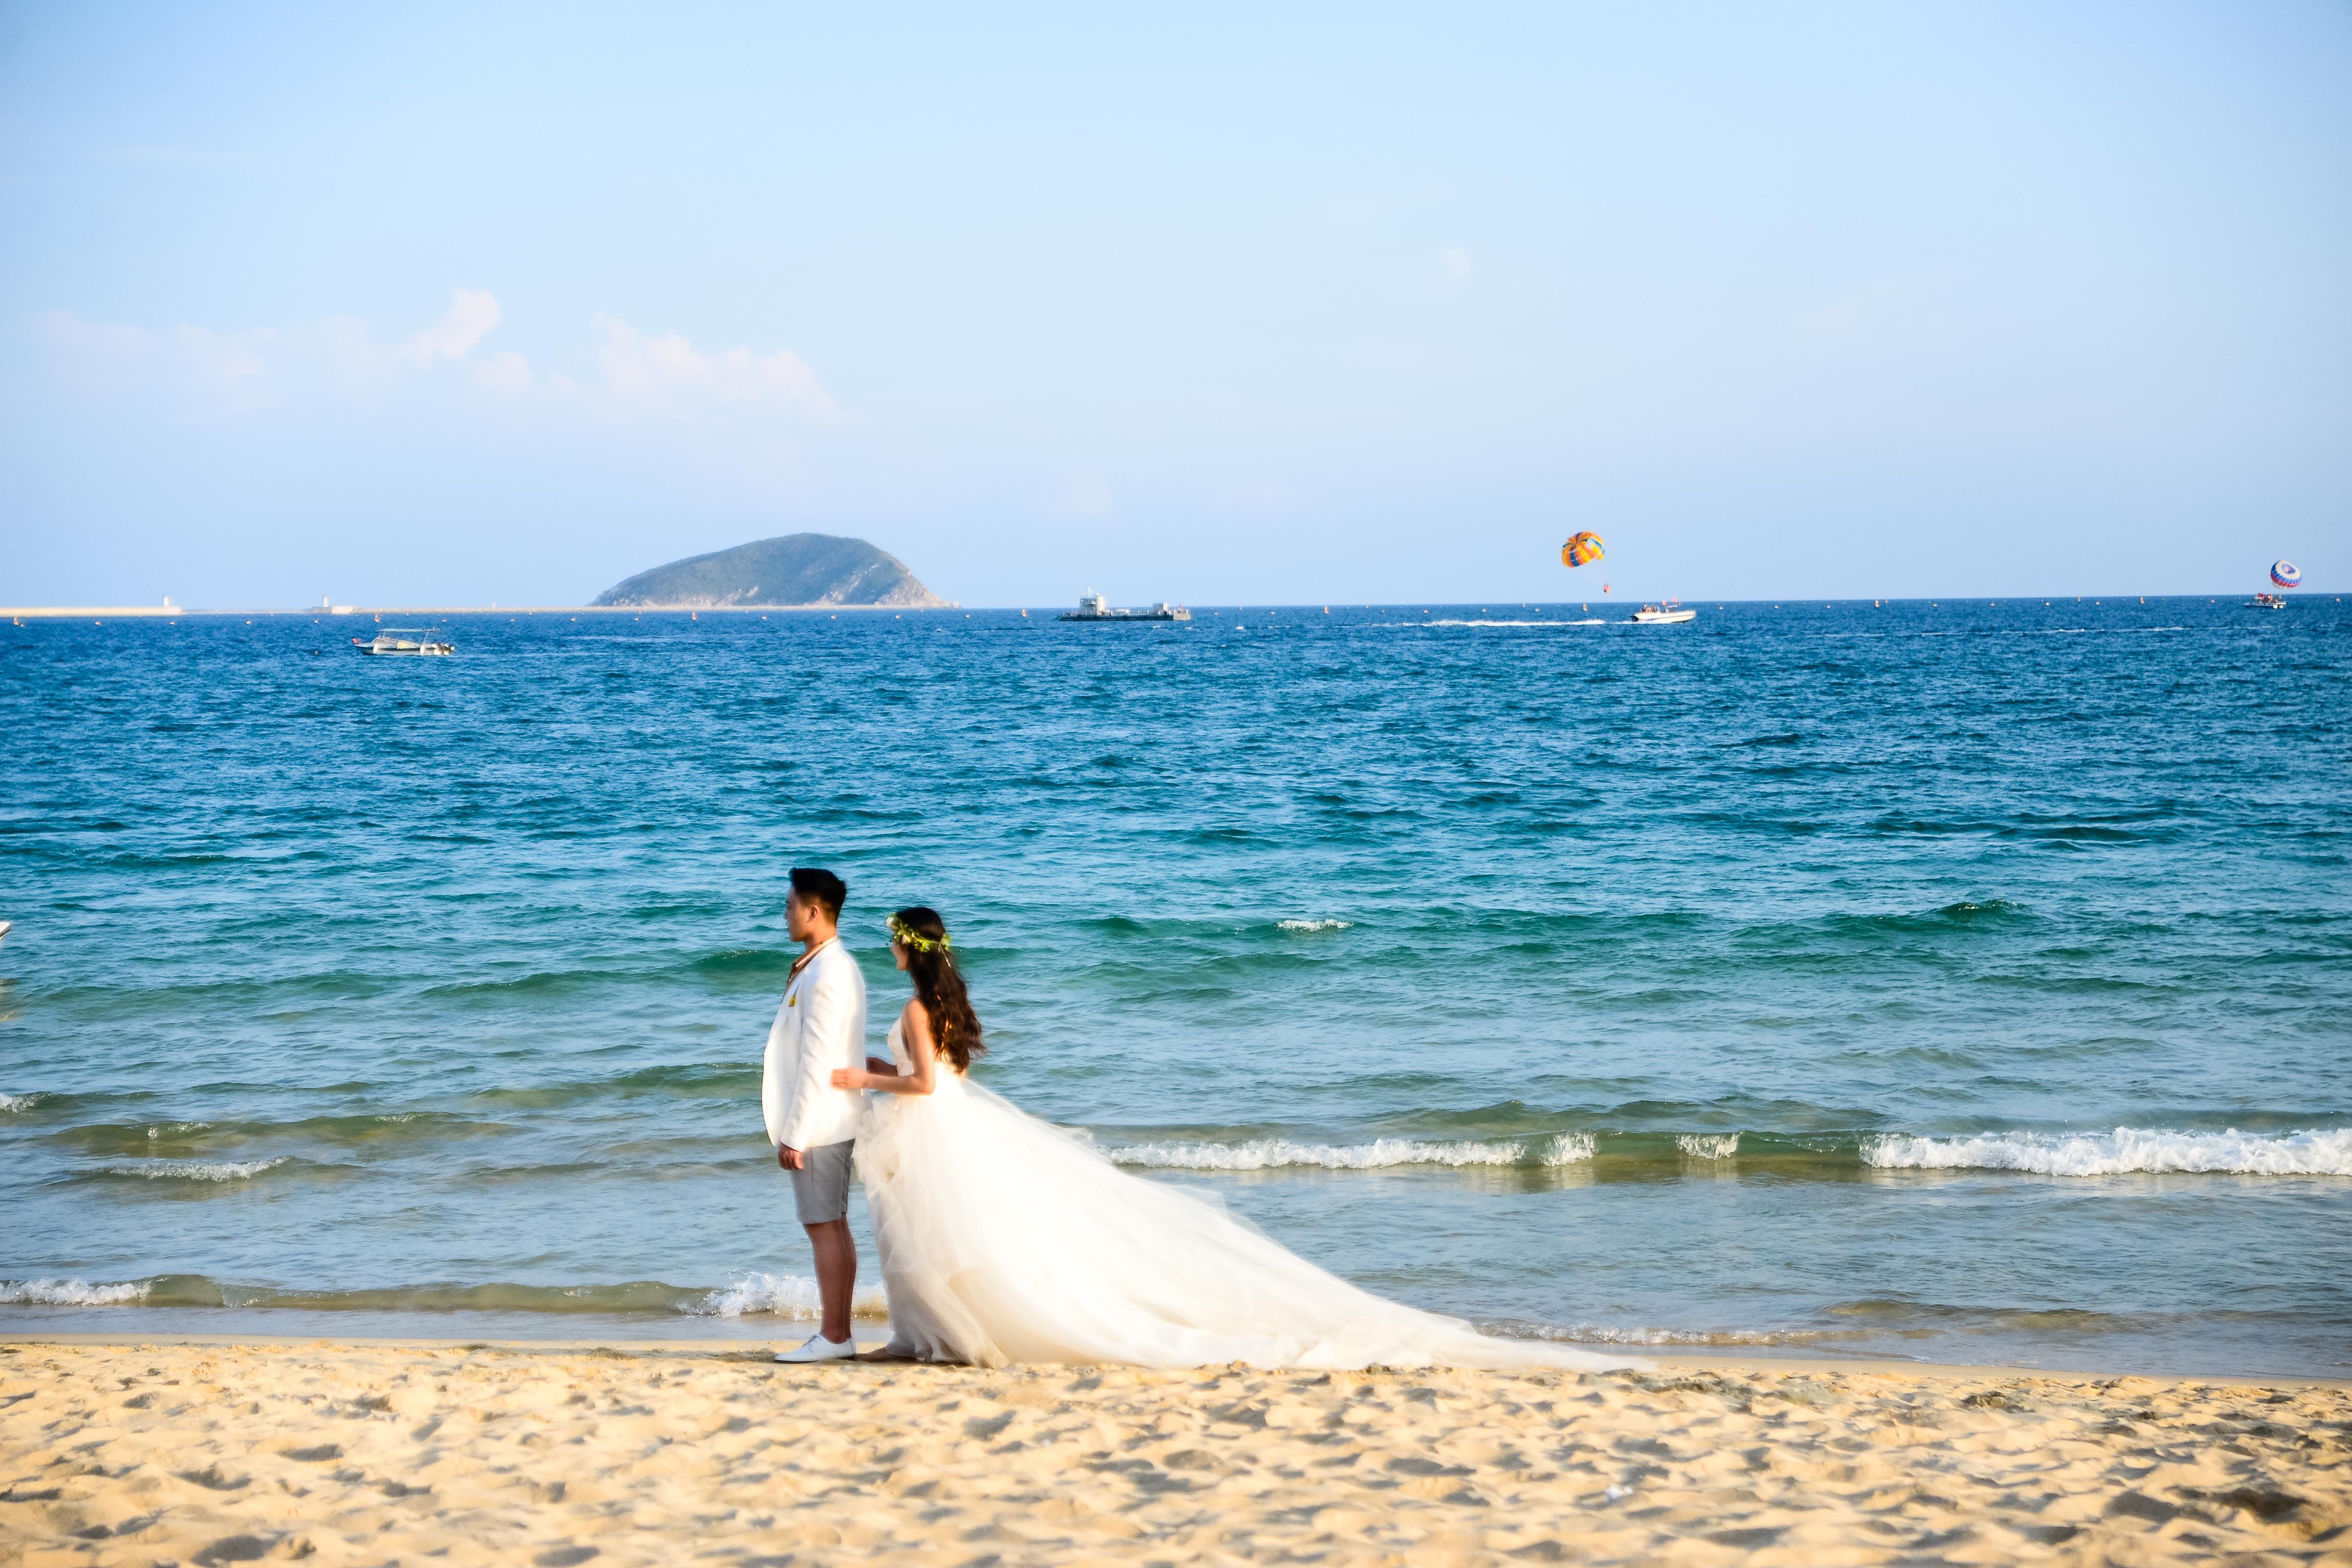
[1631,602,1696,624]
[2248,593,2289,611]
[352,629,455,656]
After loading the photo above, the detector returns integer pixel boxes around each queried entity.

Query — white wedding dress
[854,1019,1633,1371]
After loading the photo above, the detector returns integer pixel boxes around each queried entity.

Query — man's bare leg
[804,1218,856,1345]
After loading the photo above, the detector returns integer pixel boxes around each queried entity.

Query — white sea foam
[0,1278,151,1307]
[1523,1321,1853,1347]
[1862,1127,2352,1177]
[1111,1137,1516,1170]
[1109,1134,1594,1170]
[1676,1134,1740,1159]
[691,1272,890,1319]
[1275,918,1353,933]
[0,1093,36,1112]
[102,1157,289,1182]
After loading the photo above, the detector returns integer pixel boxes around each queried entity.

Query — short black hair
[789,866,847,919]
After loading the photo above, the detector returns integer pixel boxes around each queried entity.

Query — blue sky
[2,2,2345,607]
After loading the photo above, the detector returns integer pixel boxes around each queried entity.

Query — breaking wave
[0,1273,891,1318]
[1862,1127,2352,1177]
[690,1272,891,1320]
[1676,1134,1740,1159]
[92,1157,291,1182]
[1275,918,1353,933]
[0,1093,39,1113]
[0,1278,151,1306]
[1105,1133,1595,1170]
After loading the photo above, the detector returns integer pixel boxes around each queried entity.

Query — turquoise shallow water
[3,597,2347,1373]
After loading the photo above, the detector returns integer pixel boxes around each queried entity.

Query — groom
[761,866,869,1364]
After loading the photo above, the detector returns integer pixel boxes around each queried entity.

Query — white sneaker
[774,1333,857,1364]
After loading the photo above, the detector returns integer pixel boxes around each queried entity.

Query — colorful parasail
[2271,560,2301,588]
[1562,531,1606,569]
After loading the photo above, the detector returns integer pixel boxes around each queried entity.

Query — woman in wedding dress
[832,907,1631,1372]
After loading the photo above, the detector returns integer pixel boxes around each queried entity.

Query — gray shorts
[790,1138,855,1226]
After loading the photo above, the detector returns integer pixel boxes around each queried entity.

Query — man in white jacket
[761,866,869,1363]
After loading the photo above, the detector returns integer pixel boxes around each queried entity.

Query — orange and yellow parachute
[1562,531,1605,569]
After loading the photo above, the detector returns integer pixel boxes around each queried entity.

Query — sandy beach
[2,1340,2346,1566]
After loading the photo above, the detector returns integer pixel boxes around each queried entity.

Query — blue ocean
[4,597,2347,1374]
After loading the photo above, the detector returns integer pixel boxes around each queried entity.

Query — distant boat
[1631,602,1696,624]
[1058,592,1192,622]
[0,920,10,945]
[353,629,455,655]
[2248,593,2289,611]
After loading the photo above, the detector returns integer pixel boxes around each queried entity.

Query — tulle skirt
[854,1076,1632,1372]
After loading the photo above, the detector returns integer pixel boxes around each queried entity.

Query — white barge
[1058,592,1192,622]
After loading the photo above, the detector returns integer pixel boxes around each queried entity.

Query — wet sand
[2,1338,2347,1565]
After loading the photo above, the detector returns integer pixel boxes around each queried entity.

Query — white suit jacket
[761,937,869,1151]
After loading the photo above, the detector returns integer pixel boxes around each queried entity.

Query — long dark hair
[890,906,985,1072]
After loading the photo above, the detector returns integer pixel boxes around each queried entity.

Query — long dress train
[855,1021,1632,1371]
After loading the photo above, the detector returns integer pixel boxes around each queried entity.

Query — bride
[830,906,1630,1371]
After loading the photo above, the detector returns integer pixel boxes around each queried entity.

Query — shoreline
[5,1338,2345,1565]
[5,1330,2349,1390]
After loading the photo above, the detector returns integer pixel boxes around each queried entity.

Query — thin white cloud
[172,323,272,382]
[38,311,149,379]
[35,296,840,433]
[37,297,490,410]
[547,315,837,424]
[472,350,532,394]
[396,289,501,366]
[1440,247,1472,280]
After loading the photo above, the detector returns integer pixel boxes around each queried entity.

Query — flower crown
[887,917,951,954]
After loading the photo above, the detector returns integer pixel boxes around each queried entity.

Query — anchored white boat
[1631,601,1696,624]
[352,629,455,656]
[1058,592,1192,622]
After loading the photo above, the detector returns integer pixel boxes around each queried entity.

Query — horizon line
[3,591,2335,621]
